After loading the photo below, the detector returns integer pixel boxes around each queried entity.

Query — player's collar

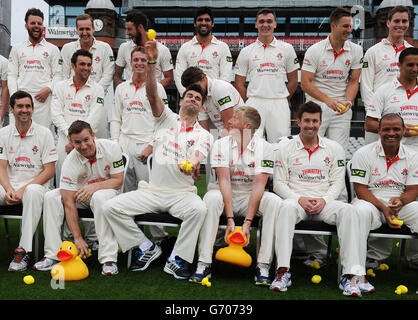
[192,35,218,45]
[231,133,258,153]
[256,37,277,48]
[295,134,326,150]
[25,38,46,47]
[12,121,35,138]
[78,37,97,49]
[376,140,406,159]
[325,36,351,52]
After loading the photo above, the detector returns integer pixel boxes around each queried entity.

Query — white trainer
[33,257,59,271]
[102,262,119,276]
[339,275,362,297]
[356,276,375,293]
[269,268,292,292]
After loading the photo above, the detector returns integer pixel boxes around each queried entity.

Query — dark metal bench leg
[326,235,332,261]
[4,218,11,248]
[398,239,406,273]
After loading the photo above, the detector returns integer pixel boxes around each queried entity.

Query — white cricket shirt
[148,107,213,192]
[111,80,168,143]
[350,140,418,204]
[51,78,107,138]
[61,38,115,92]
[209,134,274,194]
[273,134,346,203]
[367,78,418,147]
[175,36,233,95]
[0,121,58,190]
[116,40,173,83]
[198,77,243,130]
[235,37,299,99]
[302,36,363,101]
[60,138,124,191]
[360,39,412,109]
[8,39,62,95]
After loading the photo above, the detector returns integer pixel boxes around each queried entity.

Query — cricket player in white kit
[272,101,370,297]
[33,120,124,275]
[189,106,281,285]
[111,46,168,192]
[0,91,57,272]
[101,40,212,279]
[181,66,243,136]
[0,54,9,127]
[51,49,107,186]
[175,7,233,96]
[234,8,299,143]
[360,5,412,144]
[352,113,418,286]
[8,8,62,129]
[364,47,418,269]
[61,14,115,93]
[365,47,418,152]
[301,7,363,151]
[114,10,173,90]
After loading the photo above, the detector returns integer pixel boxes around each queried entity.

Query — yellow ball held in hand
[147,29,157,40]
[311,275,322,284]
[366,268,376,277]
[310,261,320,269]
[23,275,35,285]
[337,104,346,112]
[393,217,404,226]
[180,160,193,172]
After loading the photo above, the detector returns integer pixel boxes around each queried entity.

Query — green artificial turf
[0,174,417,302]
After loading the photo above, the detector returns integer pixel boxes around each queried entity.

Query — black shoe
[163,256,192,280]
[129,243,162,271]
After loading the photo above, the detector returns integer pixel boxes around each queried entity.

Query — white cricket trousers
[55,131,69,188]
[102,185,207,264]
[246,97,291,143]
[353,199,418,268]
[314,100,352,151]
[0,184,47,252]
[276,199,364,276]
[42,188,118,261]
[118,135,149,193]
[118,134,168,240]
[198,189,282,265]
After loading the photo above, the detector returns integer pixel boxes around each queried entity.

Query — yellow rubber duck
[51,241,89,281]
[378,263,389,271]
[215,227,252,267]
[395,285,408,295]
[366,269,376,277]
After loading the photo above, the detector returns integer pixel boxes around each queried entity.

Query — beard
[181,104,199,118]
[28,29,42,41]
[133,32,142,46]
[195,25,212,37]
